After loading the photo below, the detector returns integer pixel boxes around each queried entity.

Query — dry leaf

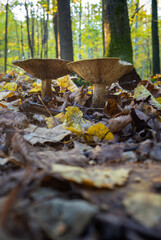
[108,114,132,133]
[24,124,71,144]
[51,164,131,189]
[124,192,161,228]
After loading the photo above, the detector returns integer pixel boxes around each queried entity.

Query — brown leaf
[108,114,132,133]
[0,109,29,128]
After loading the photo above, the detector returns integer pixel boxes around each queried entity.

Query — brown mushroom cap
[12,58,71,80]
[67,58,133,85]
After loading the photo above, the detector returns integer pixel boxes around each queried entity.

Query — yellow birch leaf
[57,75,78,93]
[43,115,56,129]
[0,82,17,92]
[85,122,114,142]
[63,106,84,135]
[51,164,131,189]
[54,112,66,123]
[29,82,55,93]
[29,82,41,93]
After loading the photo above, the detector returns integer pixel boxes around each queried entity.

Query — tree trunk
[78,0,82,59]
[25,1,33,58]
[20,22,25,59]
[4,0,9,73]
[102,0,133,63]
[152,0,160,75]
[57,0,73,60]
[53,12,58,58]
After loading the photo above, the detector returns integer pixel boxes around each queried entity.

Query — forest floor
[0,71,161,240]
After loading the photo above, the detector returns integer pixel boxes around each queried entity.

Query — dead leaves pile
[0,71,161,240]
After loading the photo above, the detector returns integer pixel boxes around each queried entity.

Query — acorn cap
[12,58,71,80]
[67,58,133,85]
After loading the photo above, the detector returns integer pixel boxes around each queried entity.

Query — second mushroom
[67,58,134,107]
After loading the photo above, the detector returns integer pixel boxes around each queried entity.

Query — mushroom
[67,58,133,107]
[12,59,71,98]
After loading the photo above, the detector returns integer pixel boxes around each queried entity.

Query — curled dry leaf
[108,114,132,133]
[0,109,29,128]
[51,164,131,189]
[89,143,124,164]
[24,124,71,145]
[124,192,161,228]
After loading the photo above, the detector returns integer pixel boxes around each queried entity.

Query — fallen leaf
[134,85,161,110]
[85,122,114,142]
[108,114,132,133]
[51,164,131,189]
[24,124,71,144]
[124,192,161,228]
[63,106,90,135]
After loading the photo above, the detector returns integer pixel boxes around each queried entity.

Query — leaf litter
[0,71,161,240]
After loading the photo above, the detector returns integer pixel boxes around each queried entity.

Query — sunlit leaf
[0,82,17,92]
[57,75,78,93]
[85,122,114,142]
[134,85,161,110]
[63,106,85,135]
[29,82,41,93]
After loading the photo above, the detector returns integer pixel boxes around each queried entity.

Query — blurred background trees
[0,0,160,78]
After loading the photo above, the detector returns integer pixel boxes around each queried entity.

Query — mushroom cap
[67,58,134,85]
[12,59,71,80]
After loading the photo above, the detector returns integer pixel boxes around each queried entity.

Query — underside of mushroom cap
[12,59,71,80]
[67,58,133,85]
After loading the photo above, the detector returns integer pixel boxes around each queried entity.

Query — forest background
[0,0,161,80]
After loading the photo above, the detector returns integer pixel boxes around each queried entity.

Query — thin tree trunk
[152,0,160,74]
[25,1,33,58]
[78,0,82,59]
[53,12,58,58]
[14,19,21,59]
[134,1,139,60]
[4,0,9,73]
[20,21,25,59]
[31,8,35,58]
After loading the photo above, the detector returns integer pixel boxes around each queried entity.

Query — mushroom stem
[41,79,52,97]
[92,83,106,107]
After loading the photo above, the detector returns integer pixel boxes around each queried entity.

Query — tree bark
[57,0,73,60]
[152,0,160,75]
[102,0,133,63]
[20,22,25,59]
[25,1,34,58]
[53,12,58,58]
[4,0,9,73]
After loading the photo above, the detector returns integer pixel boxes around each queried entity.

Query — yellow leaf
[29,82,55,93]
[57,75,78,93]
[0,82,17,92]
[54,112,66,123]
[29,82,41,93]
[43,115,56,129]
[63,106,84,134]
[0,91,14,101]
[87,86,93,95]
[85,122,114,142]
[51,164,131,189]
[134,85,161,110]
